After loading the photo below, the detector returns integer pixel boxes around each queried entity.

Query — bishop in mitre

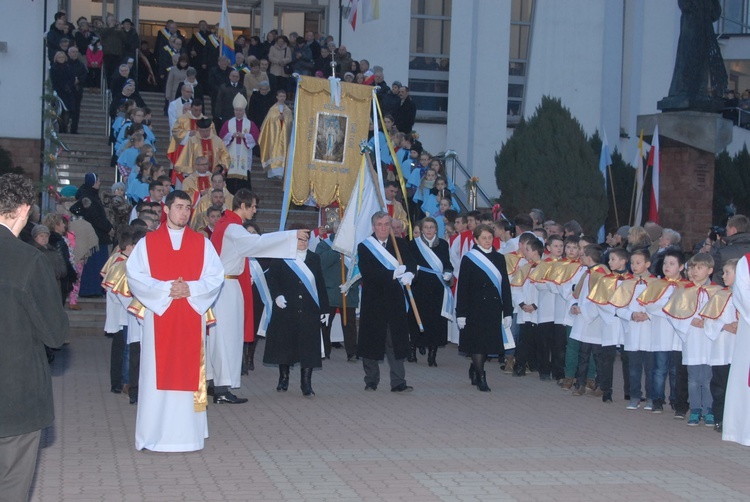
[219,93,260,194]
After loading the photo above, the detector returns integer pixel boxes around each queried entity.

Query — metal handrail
[438,149,495,210]
[722,106,750,127]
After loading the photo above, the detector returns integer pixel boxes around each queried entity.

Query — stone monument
[638,0,732,249]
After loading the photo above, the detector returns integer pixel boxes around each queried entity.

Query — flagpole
[607,164,620,228]
[628,174,637,226]
[338,204,347,326]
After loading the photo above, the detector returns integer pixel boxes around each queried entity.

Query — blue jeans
[628,350,654,400]
[687,364,713,415]
[651,351,669,402]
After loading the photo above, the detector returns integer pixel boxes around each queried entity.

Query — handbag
[283,48,294,75]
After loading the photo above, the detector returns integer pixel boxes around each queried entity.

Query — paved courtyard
[32,332,750,502]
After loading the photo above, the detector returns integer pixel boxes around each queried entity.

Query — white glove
[339,283,350,294]
[503,316,513,332]
[393,265,406,279]
[442,271,453,282]
[320,313,329,325]
[399,271,414,286]
[457,317,467,329]
[275,295,287,309]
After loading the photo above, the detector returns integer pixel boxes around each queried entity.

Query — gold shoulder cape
[505,252,522,276]
[572,265,610,300]
[511,262,536,288]
[663,284,724,320]
[127,299,216,327]
[609,276,655,309]
[587,272,633,305]
[528,257,559,283]
[102,259,131,297]
[547,259,583,285]
[699,288,733,320]
[636,278,687,306]
[100,251,125,279]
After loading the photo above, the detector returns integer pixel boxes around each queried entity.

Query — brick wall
[0,137,42,181]
[658,137,714,251]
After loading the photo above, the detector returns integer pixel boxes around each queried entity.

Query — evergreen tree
[589,132,635,232]
[713,146,750,225]
[495,96,607,234]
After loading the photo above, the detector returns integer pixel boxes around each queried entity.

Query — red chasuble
[146,225,205,391]
[201,138,214,168]
[210,211,254,342]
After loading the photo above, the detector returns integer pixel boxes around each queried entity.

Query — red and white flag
[647,125,660,224]
[347,0,359,31]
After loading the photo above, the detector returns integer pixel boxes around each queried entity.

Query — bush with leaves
[495,96,607,234]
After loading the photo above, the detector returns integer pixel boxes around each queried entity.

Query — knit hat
[616,225,631,239]
[111,181,126,193]
[84,173,97,186]
[60,185,77,198]
[32,225,50,238]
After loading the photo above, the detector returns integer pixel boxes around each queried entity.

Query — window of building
[719,0,750,34]
[508,0,534,126]
[409,0,452,123]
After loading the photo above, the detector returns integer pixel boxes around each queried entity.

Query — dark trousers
[103,54,121,87]
[669,350,690,414]
[514,322,539,373]
[576,342,599,389]
[627,350,654,400]
[576,343,616,396]
[128,342,140,403]
[711,364,731,422]
[226,176,252,195]
[0,429,42,501]
[620,349,630,398]
[551,323,567,380]
[320,307,358,358]
[69,90,83,133]
[110,329,125,389]
[362,326,405,389]
[535,322,553,377]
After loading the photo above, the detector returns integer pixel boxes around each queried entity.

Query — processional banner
[289,76,373,207]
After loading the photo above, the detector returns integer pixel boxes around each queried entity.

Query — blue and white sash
[415,237,453,320]
[362,236,408,310]
[465,249,514,349]
[249,259,271,336]
[284,256,319,307]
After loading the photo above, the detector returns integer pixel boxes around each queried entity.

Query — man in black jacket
[67,46,88,134]
[0,174,68,500]
[712,214,750,285]
[356,212,417,393]
[394,86,417,134]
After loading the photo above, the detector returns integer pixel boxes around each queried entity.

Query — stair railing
[438,149,495,211]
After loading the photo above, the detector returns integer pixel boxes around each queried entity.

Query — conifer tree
[495,96,607,233]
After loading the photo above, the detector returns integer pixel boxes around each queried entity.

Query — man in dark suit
[394,86,417,134]
[356,211,417,392]
[0,174,68,500]
[214,70,248,132]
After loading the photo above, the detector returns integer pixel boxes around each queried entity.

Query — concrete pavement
[31,333,750,501]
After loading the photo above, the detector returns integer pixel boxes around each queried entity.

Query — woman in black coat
[456,224,514,392]
[72,173,113,297]
[408,217,453,367]
[50,51,77,133]
[263,232,329,396]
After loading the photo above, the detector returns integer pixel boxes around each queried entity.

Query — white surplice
[126,227,224,452]
[209,225,297,388]
[723,256,750,446]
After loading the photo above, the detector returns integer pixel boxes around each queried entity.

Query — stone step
[68,298,106,310]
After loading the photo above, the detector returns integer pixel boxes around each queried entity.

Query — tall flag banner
[287,76,373,209]
[362,0,380,23]
[647,125,660,223]
[332,156,383,259]
[347,0,359,31]
[632,130,646,226]
[597,128,612,243]
[219,0,236,65]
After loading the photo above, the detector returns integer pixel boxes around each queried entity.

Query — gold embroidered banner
[290,76,373,207]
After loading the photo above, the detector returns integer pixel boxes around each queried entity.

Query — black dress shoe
[111,385,123,394]
[391,383,413,393]
[213,391,248,404]
[364,383,377,391]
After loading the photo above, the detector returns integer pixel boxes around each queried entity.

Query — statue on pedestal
[658,0,728,112]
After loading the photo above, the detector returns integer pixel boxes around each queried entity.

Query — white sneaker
[643,399,653,411]
[626,398,640,410]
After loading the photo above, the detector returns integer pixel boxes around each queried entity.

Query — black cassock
[263,251,328,368]
[456,245,513,355]
[408,237,453,348]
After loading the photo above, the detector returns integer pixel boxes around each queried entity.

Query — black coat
[215,84,247,123]
[408,237,453,347]
[263,252,329,368]
[356,235,416,360]
[0,226,68,437]
[50,62,77,111]
[73,184,113,245]
[394,96,417,134]
[456,246,513,355]
[248,91,275,129]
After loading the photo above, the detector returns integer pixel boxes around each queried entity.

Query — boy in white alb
[511,238,543,376]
